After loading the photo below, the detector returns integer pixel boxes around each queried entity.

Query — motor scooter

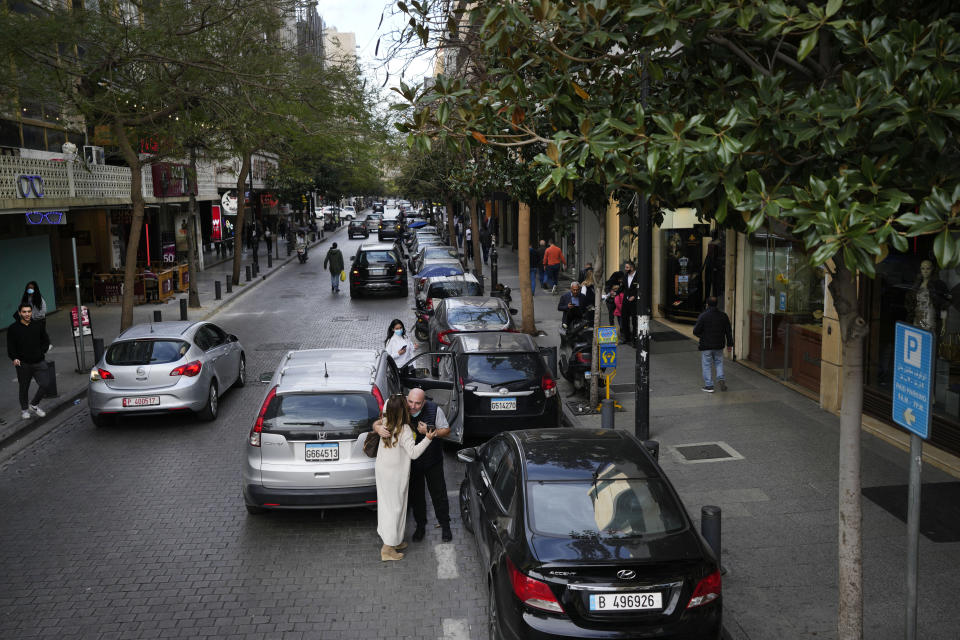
[558,305,594,393]
[412,306,431,342]
[296,242,309,264]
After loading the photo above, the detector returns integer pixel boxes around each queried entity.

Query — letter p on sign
[904,329,922,367]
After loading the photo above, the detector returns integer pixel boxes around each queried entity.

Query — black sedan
[349,243,408,298]
[348,219,369,239]
[457,429,722,640]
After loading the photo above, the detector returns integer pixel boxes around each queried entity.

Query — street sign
[599,344,617,369]
[597,326,618,345]
[893,322,933,439]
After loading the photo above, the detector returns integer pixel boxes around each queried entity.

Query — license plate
[305,443,339,462]
[122,396,160,407]
[589,592,662,611]
[369,268,386,275]
[490,397,516,411]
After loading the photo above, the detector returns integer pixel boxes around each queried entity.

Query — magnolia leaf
[546,142,559,163]
[875,244,889,264]
[573,82,590,100]
[471,131,488,144]
[797,31,818,62]
[825,0,842,18]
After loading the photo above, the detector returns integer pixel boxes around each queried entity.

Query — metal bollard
[179,298,188,320]
[601,399,615,429]
[47,360,58,396]
[245,265,252,282]
[267,253,272,268]
[215,280,222,300]
[153,310,162,322]
[253,262,259,277]
[226,275,233,293]
[93,337,105,365]
[642,440,660,461]
[701,505,724,573]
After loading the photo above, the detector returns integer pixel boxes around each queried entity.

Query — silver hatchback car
[88,321,246,426]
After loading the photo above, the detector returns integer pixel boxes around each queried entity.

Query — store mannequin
[907,259,950,334]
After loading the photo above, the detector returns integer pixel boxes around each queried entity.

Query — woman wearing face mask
[384,318,416,367]
[17,281,48,333]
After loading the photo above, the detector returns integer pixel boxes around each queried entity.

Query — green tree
[397,2,960,637]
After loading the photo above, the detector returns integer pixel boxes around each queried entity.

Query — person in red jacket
[542,239,566,294]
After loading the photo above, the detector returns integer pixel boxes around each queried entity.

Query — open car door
[400,352,463,444]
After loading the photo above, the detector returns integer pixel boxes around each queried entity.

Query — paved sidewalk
[0,224,346,449]
[485,240,960,640]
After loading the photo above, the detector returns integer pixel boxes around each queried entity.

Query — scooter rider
[558,282,587,328]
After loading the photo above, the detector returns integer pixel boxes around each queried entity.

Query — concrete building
[323,26,357,67]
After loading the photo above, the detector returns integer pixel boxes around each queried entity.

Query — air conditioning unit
[83,145,105,165]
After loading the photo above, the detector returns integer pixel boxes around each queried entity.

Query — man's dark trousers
[16,361,50,410]
[411,461,450,528]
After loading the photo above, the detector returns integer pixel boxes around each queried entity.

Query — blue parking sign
[893,322,934,439]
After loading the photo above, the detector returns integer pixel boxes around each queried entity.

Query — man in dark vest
[407,387,452,542]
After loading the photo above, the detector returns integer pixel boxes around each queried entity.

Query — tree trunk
[829,262,866,640]
[518,202,536,335]
[114,119,145,331]
[470,197,483,285]
[446,196,458,261]
[186,149,201,308]
[231,155,251,286]
[588,220,605,407]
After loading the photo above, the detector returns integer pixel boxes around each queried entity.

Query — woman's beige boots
[381,545,404,561]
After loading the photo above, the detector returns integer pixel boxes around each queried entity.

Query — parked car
[457,428,723,639]
[378,218,402,241]
[349,242,408,298]
[432,331,559,437]
[242,349,398,514]
[427,296,517,352]
[409,234,445,260]
[348,219,369,239]
[413,259,466,297]
[410,245,461,275]
[364,213,383,232]
[88,321,245,426]
[372,201,385,213]
[415,272,483,311]
[341,205,357,220]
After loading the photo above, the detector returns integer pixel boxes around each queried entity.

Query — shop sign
[211,205,223,241]
[151,163,197,197]
[25,210,66,225]
[221,191,237,215]
[16,174,45,198]
[893,322,933,439]
[71,306,92,337]
[261,193,278,207]
[162,242,176,263]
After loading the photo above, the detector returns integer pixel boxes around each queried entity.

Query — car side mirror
[457,447,478,464]
[228,334,239,342]
[509,308,518,315]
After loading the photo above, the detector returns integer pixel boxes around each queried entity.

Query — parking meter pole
[905,434,923,640]
[179,298,188,321]
[71,237,85,371]
[226,275,233,293]
[245,265,252,282]
[215,280,222,300]
[701,505,723,574]
[601,399,615,429]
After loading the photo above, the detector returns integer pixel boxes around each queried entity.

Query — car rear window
[462,353,540,385]
[106,339,189,366]
[359,250,400,265]
[528,478,686,538]
[263,392,380,437]
[428,281,482,298]
[424,247,458,259]
[447,305,509,325]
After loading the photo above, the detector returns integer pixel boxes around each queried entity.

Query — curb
[0,230,339,458]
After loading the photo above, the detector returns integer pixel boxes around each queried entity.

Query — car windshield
[425,247,458,259]
[359,250,399,265]
[429,281,482,298]
[106,339,189,366]
[464,353,539,385]
[446,305,509,325]
[263,392,379,436]
[528,478,686,538]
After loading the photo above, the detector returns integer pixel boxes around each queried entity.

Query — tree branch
[707,34,771,77]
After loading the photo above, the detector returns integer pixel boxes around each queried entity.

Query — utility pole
[634,57,651,441]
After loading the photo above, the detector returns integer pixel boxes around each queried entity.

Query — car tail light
[438,330,457,345]
[90,367,114,381]
[426,298,433,310]
[371,386,385,411]
[170,360,202,377]
[397,267,404,274]
[575,352,591,364]
[419,277,427,288]
[249,386,277,447]
[507,557,563,613]
[541,375,557,398]
[686,570,722,608]
[352,269,359,275]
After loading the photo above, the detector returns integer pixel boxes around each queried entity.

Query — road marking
[441,618,470,640]
[435,543,458,579]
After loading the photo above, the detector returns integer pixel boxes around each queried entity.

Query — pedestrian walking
[16,281,48,334]
[464,226,473,260]
[606,261,639,343]
[480,224,492,264]
[263,226,272,254]
[373,395,434,561]
[7,302,52,420]
[528,244,539,296]
[384,319,415,368]
[322,242,344,293]
[580,268,597,307]
[542,239,566,294]
[693,296,733,393]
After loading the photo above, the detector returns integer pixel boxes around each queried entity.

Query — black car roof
[452,332,536,353]
[512,429,661,482]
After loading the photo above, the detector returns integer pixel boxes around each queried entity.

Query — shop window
[0,119,20,147]
[46,129,65,152]
[21,124,45,150]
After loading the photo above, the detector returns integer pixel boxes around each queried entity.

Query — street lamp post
[634,56,651,441]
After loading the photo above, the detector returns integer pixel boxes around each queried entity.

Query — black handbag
[363,431,380,458]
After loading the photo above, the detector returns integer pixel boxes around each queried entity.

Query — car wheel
[488,581,503,640]
[459,479,474,534]
[414,325,429,342]
[245,504,267,515]
[198,380,219,421]
[91,412,111,428]
[234,355,246,388]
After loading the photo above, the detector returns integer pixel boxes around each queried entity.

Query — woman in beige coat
[374,395,434,561]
